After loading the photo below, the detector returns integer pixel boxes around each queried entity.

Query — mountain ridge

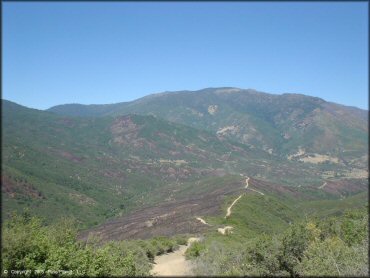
[46,87,367,113]
[45,88,368,167]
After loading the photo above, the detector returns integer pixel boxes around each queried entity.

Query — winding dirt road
[225,176,266,218]
[225,194,243,218]
[150,237,200,276]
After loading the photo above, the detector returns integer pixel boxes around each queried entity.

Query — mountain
[48,88,368,170]
[2,99,319,226]
[2,87,368,230]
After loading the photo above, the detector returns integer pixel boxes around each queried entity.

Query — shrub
[185,241,206,259]
[297,236,368,276]
[278,222,311,276]
[2,212,150,276]
[174,235,188,246]
[247,234,285,276]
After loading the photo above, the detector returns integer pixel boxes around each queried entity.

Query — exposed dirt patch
[216,125,239,136]
[207,105,218,115]
[217,226,233,235]
[299,154,340,164]
[287,147,306,160]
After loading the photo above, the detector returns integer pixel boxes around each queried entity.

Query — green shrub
[247,234,286,276]
[185,241,206,259]
[297,236,368,276]
[174,235,188,246]
[2,213,150,276]
[278,222,311,276]
[137,240,157,260]
[339,209,367,246]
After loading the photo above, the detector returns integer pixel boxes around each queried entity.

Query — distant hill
[48,88,368,167]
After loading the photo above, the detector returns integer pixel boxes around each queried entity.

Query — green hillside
[48,88,368,166]
[3,97,368,228]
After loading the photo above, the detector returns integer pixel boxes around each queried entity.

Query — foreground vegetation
[3,206,367,277]
[186,206,368,276]
[2,211,187,276]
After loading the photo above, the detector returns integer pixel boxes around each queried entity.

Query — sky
[3,2,368,110]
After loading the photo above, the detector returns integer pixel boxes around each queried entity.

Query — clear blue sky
[3,2,368,110]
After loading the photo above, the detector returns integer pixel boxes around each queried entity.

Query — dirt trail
[224,176,249,219]
[224,176,251,218]
[318,182,327,189]
[225,194,243,218]
[245,177,250,189]
[150,237,200,276]
[248,188,265,195]
[245,176,264,195]
[218,226,233,235]
[224,175,267,218]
